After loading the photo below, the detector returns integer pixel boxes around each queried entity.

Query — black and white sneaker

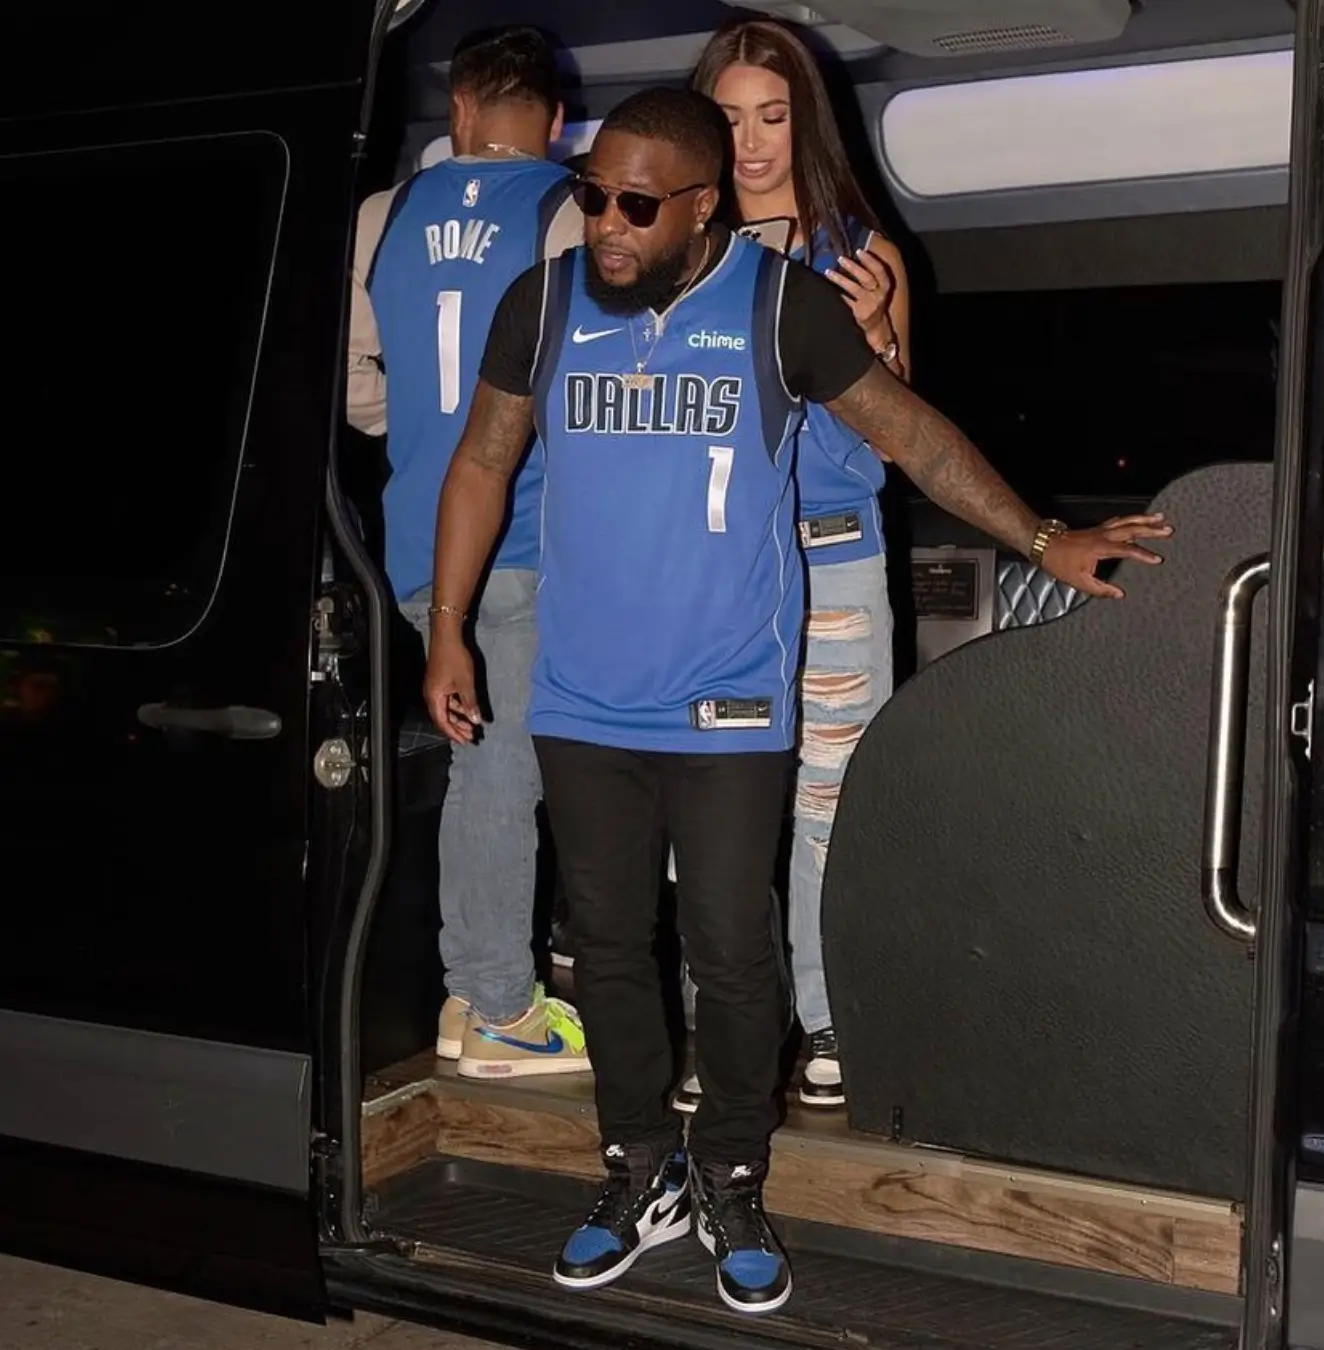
[553,1143,691,1290]
[798,1027,845,1108]
[692,1159,792,1314]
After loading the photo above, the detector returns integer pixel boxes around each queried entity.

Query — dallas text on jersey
[564,373,744,437]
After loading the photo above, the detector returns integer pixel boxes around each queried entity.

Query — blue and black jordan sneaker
[692,1158,792,1314]
[553,1143,691,1290]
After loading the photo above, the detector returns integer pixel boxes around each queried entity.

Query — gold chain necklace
[481,142,536,160]
[623,235,712,391]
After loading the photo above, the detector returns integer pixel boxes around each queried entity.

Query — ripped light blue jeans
[790,552,894,1035]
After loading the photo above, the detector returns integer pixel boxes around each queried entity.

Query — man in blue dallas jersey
[422,87,1172,1314]
[346,25,588,1080]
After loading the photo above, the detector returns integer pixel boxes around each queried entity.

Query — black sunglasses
[572,177,706,230]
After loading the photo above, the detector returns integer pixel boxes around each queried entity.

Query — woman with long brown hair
[682,15,911,1115]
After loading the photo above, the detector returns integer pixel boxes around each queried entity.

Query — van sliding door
[0,0,389,1320]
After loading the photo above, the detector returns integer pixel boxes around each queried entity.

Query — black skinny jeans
[535,736,792,1166]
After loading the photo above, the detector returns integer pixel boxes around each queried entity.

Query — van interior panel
[921,208,1287,293]
[752,0,1135,56]
[824,462,1270,1199]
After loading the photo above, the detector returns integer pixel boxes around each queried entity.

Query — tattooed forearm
[429,381,534,625]
[826,365,1039,557]
[458,380,536,475]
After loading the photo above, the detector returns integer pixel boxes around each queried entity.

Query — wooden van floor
[361,1053,1244,1300]
[369,1156,1236,1350]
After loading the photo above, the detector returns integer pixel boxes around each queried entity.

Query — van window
[916,279,1281,504]
[0,131,287,648]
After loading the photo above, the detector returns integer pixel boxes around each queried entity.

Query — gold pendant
[622,371,655,390]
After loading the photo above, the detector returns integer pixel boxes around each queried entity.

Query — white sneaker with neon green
[457,983,592,1079]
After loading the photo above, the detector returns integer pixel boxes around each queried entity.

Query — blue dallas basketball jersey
[529,234,804,753]
[791,221,887,567]
[367,156,573,599]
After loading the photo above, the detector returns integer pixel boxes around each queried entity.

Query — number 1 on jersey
[436,289,462,415]
[707,446,734,534]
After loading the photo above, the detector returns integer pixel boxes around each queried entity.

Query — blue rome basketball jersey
[367,156,573,599]
[791,221,887,567]
[529,234,804,753]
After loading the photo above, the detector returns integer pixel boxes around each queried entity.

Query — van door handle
[136,703,282,740]
[1200,553,1270,943]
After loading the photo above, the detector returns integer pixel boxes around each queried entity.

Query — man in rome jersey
[422,87,1172,1314]
[346,25,587,1079]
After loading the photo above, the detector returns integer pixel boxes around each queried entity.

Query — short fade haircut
[449,25,560,118]
[598,87,728,181]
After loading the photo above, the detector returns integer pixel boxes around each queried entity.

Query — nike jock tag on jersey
[690,698,774,731]
[799,511,864,549]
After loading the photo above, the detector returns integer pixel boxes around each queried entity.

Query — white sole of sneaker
[435,1037,462,1061]
[550,951,575,969]
[798,1089,845,1108]
[553,1204,691,1291]
[673,1094,699,1115]
[696,1215,792,1315]
[456,1054,592,1079]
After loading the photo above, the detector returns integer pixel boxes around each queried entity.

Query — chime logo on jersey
[563,372,743,437]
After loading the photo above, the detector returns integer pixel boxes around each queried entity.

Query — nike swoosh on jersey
[571,325,623,343]
[475,1027,567,1055]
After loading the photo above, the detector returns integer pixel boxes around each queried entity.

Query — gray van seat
[996,560,1086,628]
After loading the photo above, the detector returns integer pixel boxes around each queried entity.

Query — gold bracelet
[427,602,468,622]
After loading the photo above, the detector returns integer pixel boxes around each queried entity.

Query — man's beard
[585,241,692,316]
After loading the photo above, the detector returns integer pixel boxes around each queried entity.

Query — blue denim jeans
[401,568,541,1023]
[790,552,894,1034]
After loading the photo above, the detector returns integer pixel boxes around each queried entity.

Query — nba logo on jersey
[463,178,480,208]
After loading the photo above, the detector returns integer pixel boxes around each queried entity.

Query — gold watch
[1030,519,1068,567]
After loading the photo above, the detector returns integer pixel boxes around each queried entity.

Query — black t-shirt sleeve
[777,261,877,405]
[478,261,547,398]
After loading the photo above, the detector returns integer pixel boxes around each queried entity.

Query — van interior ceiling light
[723,0,1131,55]
[881,50,1292,199]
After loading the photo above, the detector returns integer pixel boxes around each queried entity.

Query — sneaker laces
[535,983,587,1054]
[584,1171,639,1236]
[586,1149,657,1236]
[806,1026,838,1061]
[699,1165,776,1256]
